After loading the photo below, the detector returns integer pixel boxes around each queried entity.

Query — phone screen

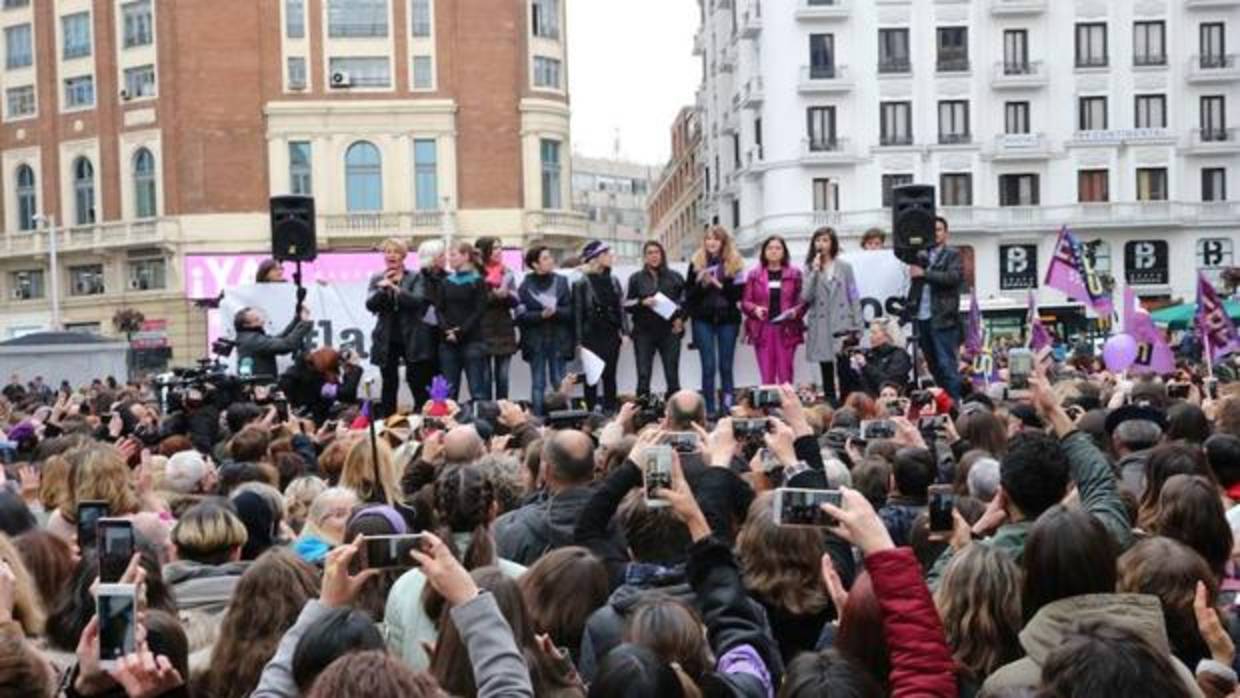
[775,488,842,527]
[97,589,136,664]
[362,535,426,570]
[77,502,109,549]
[644,447,674,507]
[99,520,134,583]
[928,485,955,532]
[1009,350,1033,389]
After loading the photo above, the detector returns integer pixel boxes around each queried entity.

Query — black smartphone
[361,534,428,570]
[1168,383,1190,399]
[733,418,770,440]
[77,501,110,549]
[773,488,842,528]
[98,519,135,583]
[752,387,782,410]
[663,432,701,454]
[859,419,896,441]
[928,484,955,533]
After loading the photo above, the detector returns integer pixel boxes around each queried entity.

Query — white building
[696,0,1239,324]
[571,155,657,259]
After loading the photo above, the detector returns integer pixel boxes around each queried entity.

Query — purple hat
[581,240,610,263]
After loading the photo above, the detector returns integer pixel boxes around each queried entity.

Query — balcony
[741,146,765,177]
[1133,54,1168,69]
[989,0,1046,15]
[739,76,764,108]
[990,60,1048,89]
[1185,128,1240,155]
[988,133,1053,160]
[794,0,850,21]
[722,110,738,134]
[1186,0,1240,7]
[1188,54,1240,83]
[0,219,178,259]
[320,211,444,243]
[1066,128,1176,147]
[878,58,912,75]
[936,56,971,74]
[876,134,914,148]
[524,210,588,243]
[800,138,860,164]
[740,1,762,38]
[937,132,973,146]
[797,64,854,93]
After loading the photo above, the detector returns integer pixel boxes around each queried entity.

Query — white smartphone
[643,446,674,508]
[96,583,138,670]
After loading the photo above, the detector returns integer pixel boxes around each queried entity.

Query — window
[1203,168,1227,202]
[411,0,431,37]
[1078,96,1107,131]
[289,141,312,195]
[732,133,740,168]
[1202,96,1227,141]
[286,0,305,38]
[1082,241,1111,274]
[124,65,157,98]
[809,33,835,78]
[122,0,153,48]
[73,157,95,225]
[2,0,29,8]
[287,57,307,89]
[938,100,970,144]
[133,148,157,219]
[533,56,560,89]
[806,107,836,150]
[1076,23,1107,68]
[69,264,104,296]
[5,24,30,69]
[999,174,1040,206]
[1133,21,1165,66]
[881,174,913,207]
[62,12,91,59]
[1003,30,1028,74]
[532,0,559,39]
[936,27,968,72]
[328,57,390,87]
[1135,94,1166,129]
[345,141,383,212]
[1005,102,1030,135]
[812,178,835,212]
[63,76,94,109]
[540,139,562,209]
[1201,23,1226,68]
[940,173,973,206]
[1136,167,1168,201]
[410,55,433,89]
[414,139,438,211]
[15,165,35,231]
[6,85,34,119]
[10,270,43,301]
[880,101,912,145]
[128,258,165,291]
[878,28,910,73]
[327,0,389,37]
[1078,169,1109,203]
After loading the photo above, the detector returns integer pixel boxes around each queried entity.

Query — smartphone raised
[361,534,428,570]
[772,488,842,528]
[98,518,135,584]
[77,501,110,549]
[859,419,896,441]
[752,387,782,410]
[96,583,138,670]
[928,484,955,533]
[643,445,674,508]
[1009,348,1034,390]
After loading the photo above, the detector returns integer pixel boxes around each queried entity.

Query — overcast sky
[567,1,700,167]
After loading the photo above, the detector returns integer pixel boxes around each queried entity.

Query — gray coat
[800,260,863,362]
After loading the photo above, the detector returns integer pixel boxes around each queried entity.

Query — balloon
[1101,334,1139,372]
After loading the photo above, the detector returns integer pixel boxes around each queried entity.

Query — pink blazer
[741,265,805,347]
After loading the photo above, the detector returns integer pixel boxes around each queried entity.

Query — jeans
[439,340,488,403]
[633,330,681,396]
[481,355,512,401]
[529,341,567,416]
[917,320,962,400]
[693,320,739,415]
[583,333,621,414]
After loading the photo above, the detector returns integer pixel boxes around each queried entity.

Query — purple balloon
[1102,334,1139,372]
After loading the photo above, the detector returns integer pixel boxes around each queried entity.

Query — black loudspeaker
[270,195,317,262]
[891,184,936,265]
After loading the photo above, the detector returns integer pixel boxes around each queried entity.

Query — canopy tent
[0,332,129,387]
[1150,299,1240,329]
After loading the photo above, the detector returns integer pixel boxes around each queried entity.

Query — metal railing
[938,132,973,145]
[320,211,443,236]
[936,56,970,73]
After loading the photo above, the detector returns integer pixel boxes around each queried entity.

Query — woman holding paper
[517,246,574,415]
[625,240,686,397]
[802,226,863,406]
[685,226,745,416]
[573,240,628,413]
[742,235,805,384]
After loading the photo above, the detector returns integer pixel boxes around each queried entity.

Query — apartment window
[5,24,30,69]
[128,258,165,291]
[1136,167,1168,201]
[64,76,94,109]
[936,27,968,72]
[1134,94,1167,129]
[881,174,913,207]
[1076,23,1107,68]
[411,0,431,37]
[345,141,383,212]
[532,0,559,39]
[1078,96,1107,131]
[1133,21,1165,66]
[938,100,970,144]
[1078,169,1109,203]
[286,0,305,38]
[533,56,561,89]
[878,28,910,73]
[809,33,835,78]
[122,0,153,48]
[1003,30,1028,73]
[1203,167,1227,202]
[328,57,391,87]
[732,133,741,168]
[999,174,1039,206]
[15,165,35,231]
[328,0,388,37]
[812,178,835,212]
[1005,102,1030,135]
[540,139,562,209]
[880,101,912,146]
[412,55,433,88]
[287,57,307,89]
[289,142,312,195]
[1201,23,1226,68]
[69,264,104,297]
[73,157,95,225]
[123,65,157,98]
[10,270,43,301]
[1202,96,1227,141]
[414,139,438,211]
[133,148,157,219]
[2,0,29,8]
[806,106,837,150]
[940,173,973,206]
[5,85,34,119]
[62,12,92,59]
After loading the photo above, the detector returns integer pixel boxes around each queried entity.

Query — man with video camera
[234,305,313,381]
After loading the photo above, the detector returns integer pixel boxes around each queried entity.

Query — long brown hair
[690,225,744,277]
[13,530,73,617]
[933,544,1024,681]
[1152,474,1233,579]
[1119,536,1218,668]
[736,493,830,616]
[308,651,438,698]
[0,534,45,637]
[519,546,609,655]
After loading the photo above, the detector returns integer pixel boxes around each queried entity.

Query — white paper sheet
[535,291,558,312]
[581,347,606,386]
[772,307,798,324]
[650,292,679,321]
[422,306,439,327]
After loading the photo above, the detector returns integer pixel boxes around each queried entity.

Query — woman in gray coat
[801,226,863,405]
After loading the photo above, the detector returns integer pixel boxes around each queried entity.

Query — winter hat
[581,240,610,263]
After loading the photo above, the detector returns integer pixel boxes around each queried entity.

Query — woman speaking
[802,227,862,406]
[365,238,421,418]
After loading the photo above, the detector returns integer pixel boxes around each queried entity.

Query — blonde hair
[283,476,327,534]
[690,225,744,277]
[872,317,905,347]
[341,438,402,506]
[934,544,1024,680]
[0,534,45,636]
[172,501,248,564]
[301,487,358,546]
[64,445,140,518]
[379,238,409,256]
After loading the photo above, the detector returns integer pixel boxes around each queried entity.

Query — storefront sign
[1124,240,1169,285]
[999,244,1038,290]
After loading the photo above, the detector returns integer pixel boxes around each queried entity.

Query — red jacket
[867,547,958,698]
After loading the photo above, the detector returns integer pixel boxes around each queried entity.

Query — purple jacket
[741,265,805,348]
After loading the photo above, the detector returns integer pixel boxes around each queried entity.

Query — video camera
[154,357,272,413]
[633,393,666,431]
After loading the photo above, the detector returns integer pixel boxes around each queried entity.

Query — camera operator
[234,305,313,380]
[851,317,912,396]
[279,346,362,424]
[159,385,221,454]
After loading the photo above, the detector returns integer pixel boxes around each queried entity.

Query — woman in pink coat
[742,235,805,384]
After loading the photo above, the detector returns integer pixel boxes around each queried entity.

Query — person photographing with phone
[801,227,862,406]
[906,216,964,401]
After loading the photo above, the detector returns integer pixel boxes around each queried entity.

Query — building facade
[571,153,655,260]
[0,0,578,358]
[696,0,1239,318]
[649,106,705,261]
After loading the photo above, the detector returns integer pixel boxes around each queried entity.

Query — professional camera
[633,393,666,431]
[155,357,272,414]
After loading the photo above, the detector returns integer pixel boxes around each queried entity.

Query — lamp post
[32,213,61,331]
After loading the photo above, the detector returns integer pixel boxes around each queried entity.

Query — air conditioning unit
[119,88,131,100]
[330,71,352,88]
[128,278,142,290]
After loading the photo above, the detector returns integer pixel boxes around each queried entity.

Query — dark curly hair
[999,431,1070,519]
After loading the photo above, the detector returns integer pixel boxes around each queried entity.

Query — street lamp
[32,213,61,331]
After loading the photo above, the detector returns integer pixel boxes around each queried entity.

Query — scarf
[484,262,505,288]
[447,269,480,286]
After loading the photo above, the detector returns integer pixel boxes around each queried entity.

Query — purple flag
[1026,292,1052,351]
[964,290,982,359]
[1123,288,1175,375]
[1197,273,1240,361]
[1044,226,1114,316]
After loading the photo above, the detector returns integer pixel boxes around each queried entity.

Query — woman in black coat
[438,242,489,402]
[516,246,574,416]
[365,238,423,417]
[853,317,913,396]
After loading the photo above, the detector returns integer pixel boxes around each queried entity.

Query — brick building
[649,106,704,262]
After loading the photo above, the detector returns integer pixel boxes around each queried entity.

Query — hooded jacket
[577,563,696,682]
[493,485,599,567]
[163,559,250,615]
